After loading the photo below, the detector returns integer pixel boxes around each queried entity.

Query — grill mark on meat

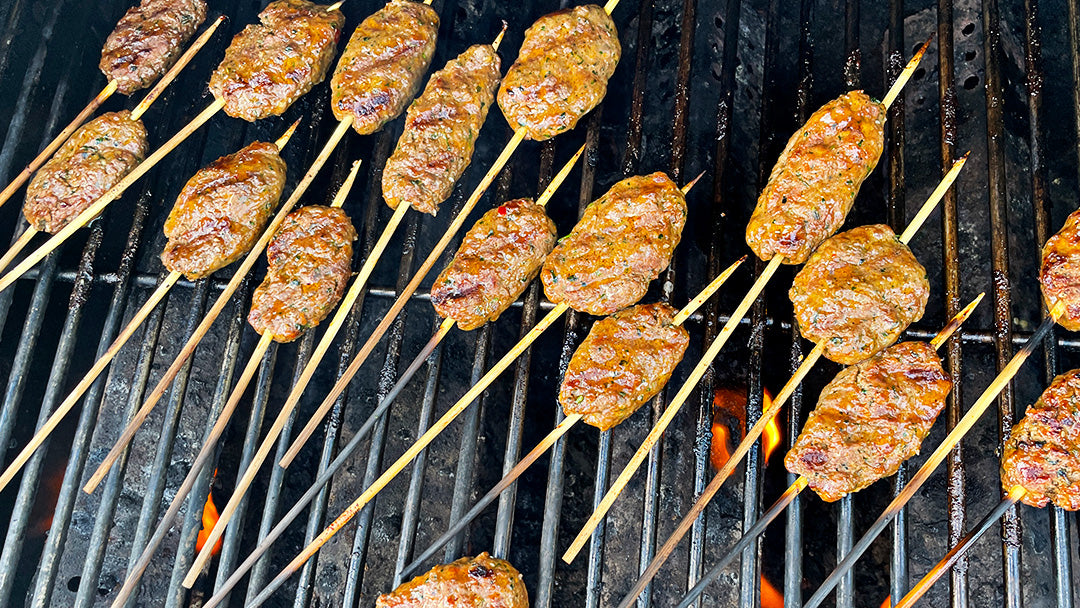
[100,0,208,95]
[161,141,287,280]
[541,172,686,316]
[24,111,148,233]
[376,553,528,608]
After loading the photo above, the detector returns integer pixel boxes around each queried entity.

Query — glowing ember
[710,422,733,470]
[760,575,783,608]
[711,388,783,469]
[195,491,223,556]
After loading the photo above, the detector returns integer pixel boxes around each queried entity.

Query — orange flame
[710,422,733,471]
[761,389,781,462]
[760,575,784,608]
[880,595,892,608]
[195,491,222,556]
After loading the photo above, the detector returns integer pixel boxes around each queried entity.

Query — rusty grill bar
[0,0,1077,607]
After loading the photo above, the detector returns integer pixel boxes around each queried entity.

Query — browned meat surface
[24,111,148,233]
[560,303,689,431]
[745,91,885,264]
[160,141,287,280]
[247,205,356,342]
[431,199,556,330]
[209,0,344,122]
[377,553,529,608]
[1041,207,1080,331]
[498,4,620,141]
[541,172,686,316]
[785,341,951,502]
[1001,368,1080,510]
[382,44,501,215]
[100,0,207,95]
[789,224,929,365]
[331,0,440,134]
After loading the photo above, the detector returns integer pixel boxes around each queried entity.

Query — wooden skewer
[107,158,361,606]
[81,117,356,494]
[244,174,703,606]
[598,155,971,588]
[0,122,302,495]
[399,255,746,579]
[893,485,1027,608]
[190,146,585,593]
[561,44,940,564]
[802,300,1066,608]
[107,332,275,608]
[180,156,363,585]
[882,33,932,110]
[200,152,588,607]
[671,299,981,608]
[0,227,36,275]
[0,15,225,211]
[0,99,226,294]
[276,129,527,469]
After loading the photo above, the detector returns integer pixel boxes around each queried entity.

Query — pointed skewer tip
[274,118,302,150]
[680,170,706,195]
[492,21,508,51]
[327,1,344,10]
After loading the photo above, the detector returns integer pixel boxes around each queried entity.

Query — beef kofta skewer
[270,0,625,471]
[610,155,968,604]
[378,553,530,607]
[561,39,932,563]
[0,121,299,494]
[201,145,587,608]
[184,27,512,580]
[0,0,346,292]
[674,297,982,608]
[0,0,215,212]
[82,0,455,494]
[399,258,747,579]
[0,14,226,273]
[893,367,1080,608]
[107,160,362,608]
[803,206,1080,608]
[243,171,696,608]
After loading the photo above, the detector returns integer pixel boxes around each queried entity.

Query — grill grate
[0,0,1077,607]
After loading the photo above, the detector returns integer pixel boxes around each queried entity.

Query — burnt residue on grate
[0,0,1077,607]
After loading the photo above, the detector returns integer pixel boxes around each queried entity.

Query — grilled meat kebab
[560,302,690,431]
[1001,368,1080,510]
[210,0,344,121]
[101,0,208,95]
[332,0,440,135]
[247,205,357,342]
[785,341,952,502]
[541,172,687,316]
[789,224,930,364]
[161,140,288,279]
[377,553,529,608]
[498,4,620,140]
[23,112,148,233]
[382,43,502,215]
[431,198,557,330]
[745,91,886,264]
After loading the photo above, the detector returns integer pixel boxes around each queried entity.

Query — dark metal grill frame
[0,0,1077,607]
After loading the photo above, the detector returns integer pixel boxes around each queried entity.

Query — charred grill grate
[0,0,1077,607]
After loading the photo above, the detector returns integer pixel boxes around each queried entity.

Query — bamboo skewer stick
[0,15,225,212]
[399,255,746,579]
[672,298,982,608]
[107,159,361,606]
[246,172,697,607]
[81,117,356,494]
[107,332,274,608]
[892,485,1027,608]
[0,121,301,495]
[188,144,584,592]
[201,148,586,608]
[601,155,970,591]
[0,99,226,294]
[561,38,935,564]
[0,228,36,275]
[802,300,1066,608]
